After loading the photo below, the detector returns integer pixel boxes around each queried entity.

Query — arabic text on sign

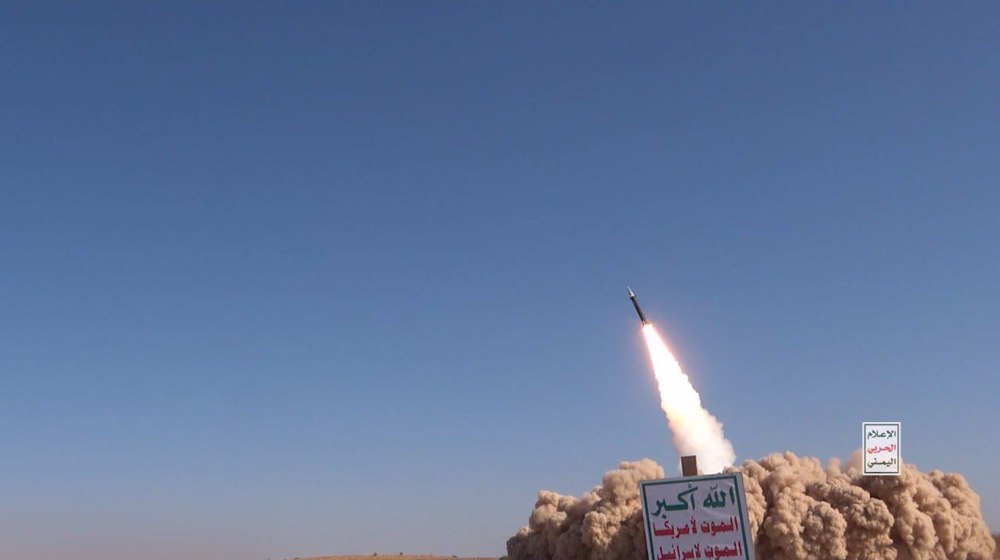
[657,541,745,559]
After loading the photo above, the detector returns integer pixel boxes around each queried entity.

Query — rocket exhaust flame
[640,323,735,474]
[503,290,995,560]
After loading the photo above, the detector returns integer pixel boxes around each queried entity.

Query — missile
[627,287,650,325]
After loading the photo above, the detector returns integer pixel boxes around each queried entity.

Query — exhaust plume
[506,453,996,560]
[641,324,735,473]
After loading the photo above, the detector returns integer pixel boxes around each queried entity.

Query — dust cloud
[506,453,995,560]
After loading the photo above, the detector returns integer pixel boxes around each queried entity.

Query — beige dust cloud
[507,453,995,560]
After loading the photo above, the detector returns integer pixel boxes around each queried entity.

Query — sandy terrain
[302,556,497,560]
[297,536,1000,560]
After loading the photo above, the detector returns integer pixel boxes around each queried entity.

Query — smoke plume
[506,453,995,560]
[641,324,735,473]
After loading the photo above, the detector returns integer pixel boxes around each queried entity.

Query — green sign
[640,473,754,560]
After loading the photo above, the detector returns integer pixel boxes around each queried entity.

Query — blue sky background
[2,3,998,559]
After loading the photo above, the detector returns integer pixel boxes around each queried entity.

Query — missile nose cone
[627,286,636,298]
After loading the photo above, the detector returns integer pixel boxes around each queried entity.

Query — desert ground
[302,556,497,560]
[296,543,998,560]
[295,532,999,560]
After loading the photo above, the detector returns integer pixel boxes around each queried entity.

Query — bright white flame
[641,323,735,474]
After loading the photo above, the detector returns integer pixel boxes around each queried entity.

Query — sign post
[681,456,698,477]
[640,472,755,560]
[862,421,901,476]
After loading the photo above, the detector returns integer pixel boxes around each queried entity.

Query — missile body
[627,287,650,325]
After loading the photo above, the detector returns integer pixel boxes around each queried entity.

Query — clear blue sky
[2,3,998,559]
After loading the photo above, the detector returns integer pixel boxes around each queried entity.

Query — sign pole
[681,455,698,477]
